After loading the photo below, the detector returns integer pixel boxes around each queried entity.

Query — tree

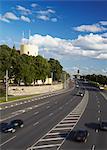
[48,58,63,81]
[33,55,50,83]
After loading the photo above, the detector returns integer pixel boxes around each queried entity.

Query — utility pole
[6,69,8,102]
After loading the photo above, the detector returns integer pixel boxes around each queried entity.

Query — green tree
[48,58,63,81]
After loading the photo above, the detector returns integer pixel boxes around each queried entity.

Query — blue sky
[0,0,107,75]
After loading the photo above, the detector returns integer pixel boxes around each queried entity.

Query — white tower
[20,31,38,57]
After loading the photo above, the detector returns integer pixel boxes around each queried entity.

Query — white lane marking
[65,116,79,119]
[34,111,39,115]
[57,123,75,127]
[98,117,100,121]
[0,136,16,147]
[49,113,53,117]
[46,106,50,109]
[40,137,63,142]
[98,110,101,113]
[33,122,39,126]
[5,106,8,108]
[95,129,99,133]
[30,144,60,149]
[12,110,25,115]
[11,105,13,107]
[53,127,73,130]
[0,107,2,110]
[61,120,77,123]
[47,132,60,135]
[91,144,96,150]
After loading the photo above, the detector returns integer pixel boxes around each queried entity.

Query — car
[76,85,79,88]
[0,119,24,133]
[77,92,84,97]
[73,129,89,142]
[0,122,16,133]
[10,119,24,128]
[100,122,107,131]
[0,122,9,132]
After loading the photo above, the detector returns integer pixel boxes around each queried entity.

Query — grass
[0,94,39,103]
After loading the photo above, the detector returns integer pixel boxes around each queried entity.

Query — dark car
[0,119,24,133]
[10,119,24,128]
[0,122,16,133]
[0,122,9,132]
[100,122,107,131]
[77,92,84,97]
[73,130,89,142]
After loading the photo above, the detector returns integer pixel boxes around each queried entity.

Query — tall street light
[5,69,8,102]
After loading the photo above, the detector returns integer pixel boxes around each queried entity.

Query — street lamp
[5,66,13,102]
[5,69,8,102]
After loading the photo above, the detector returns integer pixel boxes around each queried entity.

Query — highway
[0,82,107,150]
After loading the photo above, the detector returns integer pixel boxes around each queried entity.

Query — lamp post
[5,69,8,102]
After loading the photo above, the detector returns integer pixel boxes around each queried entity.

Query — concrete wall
[9,84,63,96]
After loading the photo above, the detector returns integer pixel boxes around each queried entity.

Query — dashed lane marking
[34,111,39,115]
[33,122,39,126]
[0,136,16,147]
[49,113,53,117]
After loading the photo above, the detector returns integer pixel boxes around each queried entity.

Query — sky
[0,0,107,76]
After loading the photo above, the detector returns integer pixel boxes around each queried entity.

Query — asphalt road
[60,84,107,150]
[0,82,106,150]
[0,85,84,150]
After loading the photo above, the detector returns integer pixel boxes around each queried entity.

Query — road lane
[60,86,107,150]
[0,87,84,150]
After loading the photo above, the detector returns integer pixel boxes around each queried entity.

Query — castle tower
[20,31,38,57]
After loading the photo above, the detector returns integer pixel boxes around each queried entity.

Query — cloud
[96,53,107,59]
[74,24,107,33]
[16,5,31,15]
[37,9,55,15]
[36,8,57,22]
[100,21,107,26]
[0,14,10,23]
[21,33,107,60]
[3,12,19,20]
[37,15,49,21]
[101,32,107,37]
[20,16,31,23]
[73,33,107,51]
[31,3,38,8]
[51,18,57,22]
[102,68,107,73]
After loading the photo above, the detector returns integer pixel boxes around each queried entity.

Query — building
[20,44,38,57]
[20,31,38,57]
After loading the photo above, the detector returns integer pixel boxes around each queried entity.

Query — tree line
[0,45,70,86]
[82,74,107,85]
